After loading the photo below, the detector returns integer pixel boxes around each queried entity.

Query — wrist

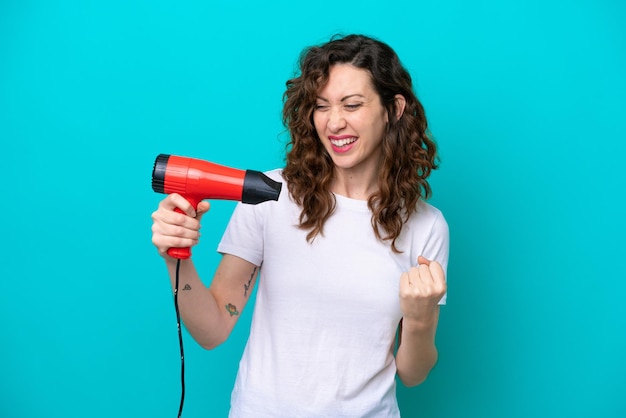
[402,312,439,334]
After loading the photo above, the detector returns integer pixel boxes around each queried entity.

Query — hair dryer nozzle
[242,170,282,204]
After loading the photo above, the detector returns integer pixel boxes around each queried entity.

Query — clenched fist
[399,256,447,329]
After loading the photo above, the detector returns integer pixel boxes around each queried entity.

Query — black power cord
[174,258,185,417]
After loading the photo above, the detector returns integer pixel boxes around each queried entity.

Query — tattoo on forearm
[225,303,240,317]
[182,284,191,290]
[244,266,258,297]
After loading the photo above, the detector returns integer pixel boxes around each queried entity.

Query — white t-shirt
[218,170,449,418]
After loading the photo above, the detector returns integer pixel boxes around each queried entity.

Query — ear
[393,94,407,121]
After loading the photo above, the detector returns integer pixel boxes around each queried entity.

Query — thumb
[417,255,430,266]
[195,201,211,221]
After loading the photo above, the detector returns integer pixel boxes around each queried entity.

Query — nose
[327,107,346,132]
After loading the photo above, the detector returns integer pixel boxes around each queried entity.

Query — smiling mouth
[329,137,358,147]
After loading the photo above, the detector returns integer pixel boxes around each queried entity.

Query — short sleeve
[217,201,264,267]
[423,210,450,305]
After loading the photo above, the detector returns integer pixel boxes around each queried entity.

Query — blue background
[1,0,625,417]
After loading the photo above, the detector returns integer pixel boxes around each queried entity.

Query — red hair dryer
[152,154,281,259]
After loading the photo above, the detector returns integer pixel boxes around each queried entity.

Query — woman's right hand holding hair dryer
[151,193,211,258]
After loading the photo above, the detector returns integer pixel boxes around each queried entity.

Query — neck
[330,168,379,200]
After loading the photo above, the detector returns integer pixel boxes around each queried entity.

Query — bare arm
[395,256,446,386]
[164,254,258,350]
[395,309,440,386]
[152,193,259,350]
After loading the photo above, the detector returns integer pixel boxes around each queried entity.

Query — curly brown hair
[282,34,439,253]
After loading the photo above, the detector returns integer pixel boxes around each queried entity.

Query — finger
[151,216,201,244]
[152,207,201,232]
[161,193,197,217]
[417,255,430,266]
[152,205,202,237]
[195,201,211,222]
[399,271,419,298]
[418,263,433,283]
[423,261,446,297]
[152,234,199,255]
[400,271,411,287]
[157,222,201,240]
[428,261,446,285]
[406,265,420,285]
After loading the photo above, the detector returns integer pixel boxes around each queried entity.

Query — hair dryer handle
[167,196,202,260]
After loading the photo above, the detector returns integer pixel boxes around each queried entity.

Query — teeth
[330,137,357,147]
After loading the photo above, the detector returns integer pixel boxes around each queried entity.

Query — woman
[151,34,449,417]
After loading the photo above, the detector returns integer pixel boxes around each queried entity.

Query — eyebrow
[316,94,366,102]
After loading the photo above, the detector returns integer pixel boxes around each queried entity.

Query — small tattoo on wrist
[183,284,192,290]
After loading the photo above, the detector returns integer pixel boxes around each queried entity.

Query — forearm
[165,257,230,349]
[395,309,440,387]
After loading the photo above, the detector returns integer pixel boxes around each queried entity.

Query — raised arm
[395,256,446,386]
[152,193,259,350]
